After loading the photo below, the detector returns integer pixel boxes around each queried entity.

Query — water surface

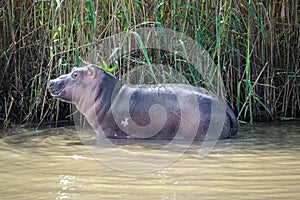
[1,123,300,199]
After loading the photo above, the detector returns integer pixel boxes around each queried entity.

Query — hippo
[47,65,238,140]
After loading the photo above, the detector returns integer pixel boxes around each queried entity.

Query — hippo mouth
[50,88,64,97]
[47,81,66,98]
[48,86,64,97]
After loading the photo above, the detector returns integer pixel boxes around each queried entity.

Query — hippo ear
[87,65,96,78]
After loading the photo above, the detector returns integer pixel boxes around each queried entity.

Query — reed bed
[0,0,299,128]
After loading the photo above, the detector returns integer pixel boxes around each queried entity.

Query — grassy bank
[0,0,299,128]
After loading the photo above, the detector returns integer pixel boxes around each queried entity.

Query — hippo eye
[72,72,78,80]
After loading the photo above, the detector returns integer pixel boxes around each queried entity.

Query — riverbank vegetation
[1,0,299,128]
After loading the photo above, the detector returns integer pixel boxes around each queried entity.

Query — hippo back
[107,84,233,140]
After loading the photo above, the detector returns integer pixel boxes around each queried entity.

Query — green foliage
[0,0,299,127]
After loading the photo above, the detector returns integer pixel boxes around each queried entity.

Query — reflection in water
[0,123,300,199]
[57,174,78,200]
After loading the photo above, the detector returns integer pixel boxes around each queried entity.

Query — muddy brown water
[0,123,300,199]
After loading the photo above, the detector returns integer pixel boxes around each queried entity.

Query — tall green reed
[0,0,299,128]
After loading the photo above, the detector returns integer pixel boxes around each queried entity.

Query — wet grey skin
[48,65,238,140]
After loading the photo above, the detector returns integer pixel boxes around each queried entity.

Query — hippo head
[47,65,100,103]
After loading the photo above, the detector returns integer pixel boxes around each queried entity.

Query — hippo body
[48,65,238,140]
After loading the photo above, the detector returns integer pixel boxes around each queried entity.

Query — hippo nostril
[47,82,53,90]
[47,80,64,88]
[47,81,53,87]
[58,81,64,87]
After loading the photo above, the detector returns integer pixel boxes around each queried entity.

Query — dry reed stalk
[0,0,299,129]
